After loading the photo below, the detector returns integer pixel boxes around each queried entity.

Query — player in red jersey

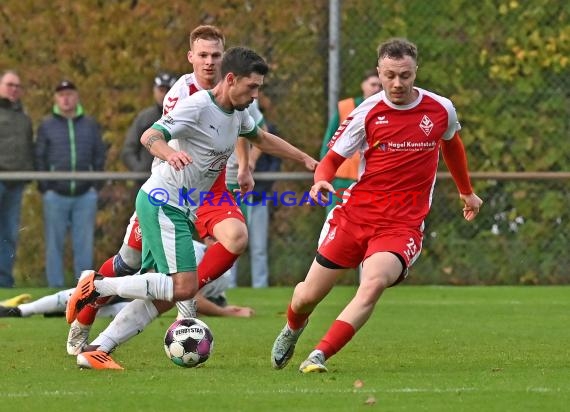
[66,25,256,355]
[271,38,483,373]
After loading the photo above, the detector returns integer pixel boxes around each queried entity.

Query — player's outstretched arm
[249,129,318,171]
[441,133,483,221]
[235,136,254,194]
[140,127,192,171]
[195,293,255,318]
[309,150,346,203]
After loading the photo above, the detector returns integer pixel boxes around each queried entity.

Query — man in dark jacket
[35,80,106,287]
[0,70,34,288]
[120,72,177,173]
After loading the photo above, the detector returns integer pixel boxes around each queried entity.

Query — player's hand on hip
[166,151,192,171]
[460,192,483,221]
[310,180,335,204]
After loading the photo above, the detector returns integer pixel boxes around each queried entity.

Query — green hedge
[1,0,568,285]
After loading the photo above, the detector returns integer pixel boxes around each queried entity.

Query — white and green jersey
[141,89,258,220]
[161,72,263,186]
[225,99,265,185]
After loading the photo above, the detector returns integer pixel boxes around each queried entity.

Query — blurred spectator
[120,71,177,172]
[35,80,106,287]
[0,70,34,288]
[0,239,255,317]
[319,69,381,215]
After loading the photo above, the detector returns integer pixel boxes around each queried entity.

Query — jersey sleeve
[152,96,201,142]
[246,100,266,128]
[238,111,258,139]
[327,101,368,159]
[441,98,461,140]
[162,75,187,115]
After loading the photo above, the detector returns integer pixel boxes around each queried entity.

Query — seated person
[0,240,254,319]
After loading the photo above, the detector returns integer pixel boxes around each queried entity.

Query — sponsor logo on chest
[371,113,438,152]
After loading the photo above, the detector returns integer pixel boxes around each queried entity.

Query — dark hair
[377,38,418,62]
[221,47,269,78]
[361,68,378,82]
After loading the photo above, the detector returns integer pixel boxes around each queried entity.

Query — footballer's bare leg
[336,252,402,329]
[212,218,248,254]
[299,252,402,373]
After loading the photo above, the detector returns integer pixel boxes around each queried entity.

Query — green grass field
[0,286,568,412]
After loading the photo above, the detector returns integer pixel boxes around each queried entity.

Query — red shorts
[194,173,245,239]
[317,208,423,270]
[124,174,244,248]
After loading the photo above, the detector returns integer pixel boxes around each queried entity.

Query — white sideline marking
[3,387,563,398]
[273,387,478,394]
[385,300,569,306]
[385,300,522,305]
[1,390,90,397]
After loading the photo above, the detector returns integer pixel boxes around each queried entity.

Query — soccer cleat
[66,270,100,324]
[66,320,92,355]
[271,322,306,369]
[299,350,328,373]
[77,350,123,370]
[0,305,22,317]
[0,293,32,307]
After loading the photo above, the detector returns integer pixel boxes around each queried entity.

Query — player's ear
[187,50,193,64]
[226,72,235,86]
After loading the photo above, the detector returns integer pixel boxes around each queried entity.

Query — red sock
[97,256,117,278]
[197,242,239,289]
[76,256,117,326]
[287,304,310,330]
[316,320,356,359]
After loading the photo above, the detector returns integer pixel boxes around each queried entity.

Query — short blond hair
[189,25,225,49]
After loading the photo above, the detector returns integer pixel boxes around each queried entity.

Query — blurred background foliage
[0,0,568,286]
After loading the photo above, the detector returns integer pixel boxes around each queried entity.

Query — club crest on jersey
[328,117,353,148]
[419,115,434,136]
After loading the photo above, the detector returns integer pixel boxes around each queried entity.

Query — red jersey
[328,87,460,230]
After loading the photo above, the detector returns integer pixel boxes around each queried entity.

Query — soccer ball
[164,318,214,368]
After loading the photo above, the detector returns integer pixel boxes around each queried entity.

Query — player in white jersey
[66,26,259,352]
[67,46,317,369]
